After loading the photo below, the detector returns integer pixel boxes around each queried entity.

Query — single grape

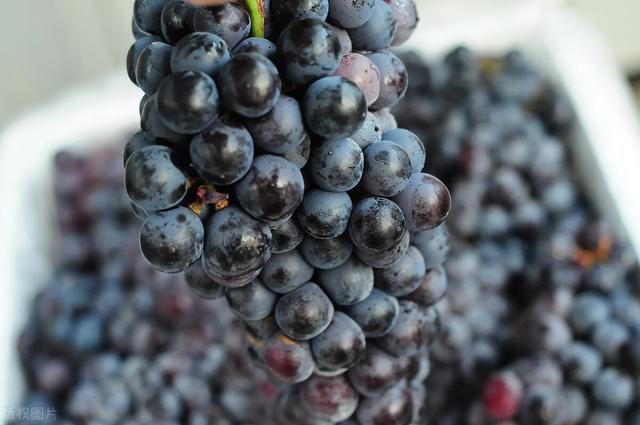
[123,131,155,166]
[275,283,334,340]
[225,279,277,321]
[271,216,305,254]
[303,76,367,139]
[139,207,204,273]
[135,42,173,94]
[355,228,409,268]
[243,95,307,154]
[271,0,329,25]
[260,250,314,294]
[192,4,250,49]
[568,292,610,335]
[402,266,447,307]
[216,53,281,118]
[235,155,305,224]
[133,0,166,35]
[345,288,399,338]
[361,141,412,197]
[349,197,406,252]
[126,35,163,85]
[411,224,449,269]
[310,312,366,371]
[348,346,400,397]
[349,111,382,150]
[374,246,426,297]
[309,138,364,192]
[263,333,315,383]
[382,128,425,173]
[335,53,381,107]
[355,384,413,425]
[232,37,277,61]
[386,0,418,46]
[297,189,352,239]
[276,19,341,85]
[317,256,373,305]
[300,234,353,269]
[202,206,272,278]
[171,32,231,76]
[189,114,254,185]
[281,133,311,169]
[377,301,439,356]
[348,0,397,51]
[392,173,451,232]
[560,341,602,384]
[328,0,375,28]
[156,71,220,134]
[161,0,195,44]
[140,95,190,146]
[183,260,225,299]
[373,108,397,131]
[125,145,188,212]
[299,375,359,422]
[367,50,408,110]
[482,371,523,421]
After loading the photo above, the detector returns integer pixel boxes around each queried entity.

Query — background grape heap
[125,0,451,423]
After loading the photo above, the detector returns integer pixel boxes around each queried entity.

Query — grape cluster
[126,0,450,423]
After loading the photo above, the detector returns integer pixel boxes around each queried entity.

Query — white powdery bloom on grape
[335,53,381,107]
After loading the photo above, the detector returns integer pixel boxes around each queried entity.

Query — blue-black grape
[347,346,400,397]
[260,250,314,294]
[202,206,272,279]
[216,53,281,118]
[189,114,254,185]
[124,131,155,166]
[275,282,334,340]
[156,71,220,134]
[387,0,418,45]
[303,76,367,139]
[350,111,382,149]
[235,155,304,224]
[140,95,190,146]
[310,312,366,371]
[160,0,195,44]
[327,23,352,55]
[560,341,602,384]
[392,173,451,232]
[139,207,204,273]
[309,138,364,192]
[297,189,352,239]
[271,0,329,25]
[170,32,231,76]
[403,265,447,307]
[349,197,406,252]
[300,234,353,269]
[183,260,225,299]
[133,0,166,35]
[232,37,277,61]
[299,375,359,422]
[139,93,150,115]
[355,227,409,268]
[361,140,412,197]
[132,16,149,39]
[281,133,311,169]
[225,279,277,321]
[592,368,633,409]
[127,35,163,85]
[355,384,413,425]
[135,41,173,94]
[568,292,610,335]
[382,128,425,173]
[345,288,399,338]
[328,0,375,28]
[377,300,439,356]
[367,50,408,110]
[192,4,250,49]
[411,224,449,269]
[125,145,188,212]
[374,246,426,297]
[270,216,305,254]
[263,332,315,383]
[317,256,373,305]
[275,19,341,85]
[348,0,397,51]
[243,95,307,154]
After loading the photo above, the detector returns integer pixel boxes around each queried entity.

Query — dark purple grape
[355,228,409,268]
[568,292,610,335]
[260,250,314,294]
[271,216,305,254]
[156,71,220,134]
[140,95,190,146]
[361,141,412,197]
[560,341,602,384]
[272,0,329,25]
[592,319,629,362]
[348,346,400,397]
[232,37,277,61]
[592,368,633,409]
[392,173,451,232]
[276,19,341,85]
[317,256,373,305]
[349,197,406,252]
[171,32,231,76]
[387,0,417,45]
[311,312,366,371]
[216,53,281,118]
[309,138,364,192]
[192,4,250,49]
[161,0,195,44]
[243,95,307,154]
[235,155,304,224]
[133,0,166,35]
[139,207,204,273]
[403,266,447,307]
[328,0,375,28]
[275,282,334,340]
[135,42,173,94]
[335,53,381,107]
[300,234,353,269]
[124,131,155,166]
[374,246,425,297]
[127,35,163,85]
[281,133,311,169]
[382,128,425,173]
[377,301,439,356]
[189,114,254,185]
[348,0,397,51]
[355,384,413,425]
[225,279,277,321]
[202,206,272,279]
[299,375,359,422]
[350,111,382,149]
[184,260,225,299]
[125,145,188,212]
[297,189,352,239]
[367,50,408,110]
[345,288,399,338]
[412,224,449,269]
[303,76,367,139]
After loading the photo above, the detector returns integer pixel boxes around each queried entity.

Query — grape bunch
[126,0,451,423]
